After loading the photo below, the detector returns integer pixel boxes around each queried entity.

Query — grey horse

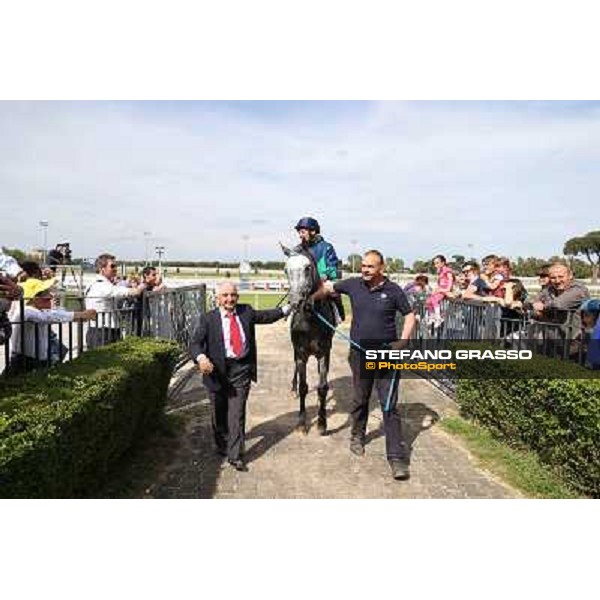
[282,243,335,434]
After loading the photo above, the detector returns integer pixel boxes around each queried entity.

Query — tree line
[411,255,594,279]
[4,228,598,282]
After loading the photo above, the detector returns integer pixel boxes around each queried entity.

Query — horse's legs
[316,352,330,435]
[292,340,298,395]
[291,363,298,394]
[296,358,309,434]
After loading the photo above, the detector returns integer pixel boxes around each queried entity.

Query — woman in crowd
[425,255,454,326]
[481,255,506,298]
[403,274,430,308]
[461,263,489,300]
[537,265,551,292]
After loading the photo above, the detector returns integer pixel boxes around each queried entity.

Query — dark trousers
[86,327,121,349]
[349,350,408,462]
[209,359,251,461]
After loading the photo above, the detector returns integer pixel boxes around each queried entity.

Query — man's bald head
[364,250,384,266]
[217,281,238,295]
[549,263,573,291]
[361,249,385,285]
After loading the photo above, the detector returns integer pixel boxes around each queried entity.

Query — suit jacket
[190,304,285,392]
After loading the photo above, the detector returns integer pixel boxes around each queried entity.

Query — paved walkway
[148,321,518,499]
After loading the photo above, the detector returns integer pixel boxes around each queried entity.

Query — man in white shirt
[84,253,144,349]
[9,277,96,373]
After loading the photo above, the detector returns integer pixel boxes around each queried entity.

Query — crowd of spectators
[406,254,591,319]
[2,245,598,372]
[1,248,167,373]
[405,254,531,321]
[404,254,599,368]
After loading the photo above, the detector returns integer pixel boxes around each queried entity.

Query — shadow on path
[244,410,302,464]
[149,376,223,499]
[327,375,440,459]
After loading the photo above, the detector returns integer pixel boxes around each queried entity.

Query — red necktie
[227,312,243,357]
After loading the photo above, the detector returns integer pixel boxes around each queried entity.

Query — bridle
[284,251,319,314]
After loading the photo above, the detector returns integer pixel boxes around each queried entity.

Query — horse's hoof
[317,420,327,436]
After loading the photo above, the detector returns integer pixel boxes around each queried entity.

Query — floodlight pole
[39,220,49,264]
[155,245,165,277]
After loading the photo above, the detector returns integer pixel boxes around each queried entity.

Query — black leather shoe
[389,460,410,481]
[350,437,365,456]
[228,459,248,472]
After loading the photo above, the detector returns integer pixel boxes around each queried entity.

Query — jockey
[294,217,345,322]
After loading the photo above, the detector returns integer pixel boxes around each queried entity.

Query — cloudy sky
[0,100,597,264]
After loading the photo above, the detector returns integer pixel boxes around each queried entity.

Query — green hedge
[455,354,600,497]
[0,337,179,498]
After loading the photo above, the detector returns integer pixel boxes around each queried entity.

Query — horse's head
[281,243,318,310]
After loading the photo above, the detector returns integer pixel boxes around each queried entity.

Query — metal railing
[1,285,206,377]
[141,284,207,349]
[409,298,588,361]
[405,297,595,396]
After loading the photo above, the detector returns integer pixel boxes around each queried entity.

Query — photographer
[47,242,72,268]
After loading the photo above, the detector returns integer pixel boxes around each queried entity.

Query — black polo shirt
[333,277,413,346]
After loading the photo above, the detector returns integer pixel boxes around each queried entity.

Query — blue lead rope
[384,370,398,413]
[311,308,367,354]
[311,308,398,413]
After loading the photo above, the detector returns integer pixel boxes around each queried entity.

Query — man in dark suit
[190,281,290,471]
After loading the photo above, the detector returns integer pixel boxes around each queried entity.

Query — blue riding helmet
[295,217,320,234]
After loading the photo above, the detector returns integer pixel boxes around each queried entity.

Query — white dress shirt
[196,307,248,363]
[9,303,74,360]
[196,305,289,363]
[219,308,248,359]
[85,275,136,329]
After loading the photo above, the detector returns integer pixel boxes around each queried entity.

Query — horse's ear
[280,242,293,257]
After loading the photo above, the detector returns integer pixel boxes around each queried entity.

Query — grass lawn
[239,293,352,314]
[440,415,582,498]
[238,292,288,309]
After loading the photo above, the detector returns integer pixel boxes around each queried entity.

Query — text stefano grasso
[364,349,533,361]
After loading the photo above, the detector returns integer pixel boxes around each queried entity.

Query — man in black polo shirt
[315,250,416,480]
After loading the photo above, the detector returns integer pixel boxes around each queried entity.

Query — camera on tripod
[48,242,72,269]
